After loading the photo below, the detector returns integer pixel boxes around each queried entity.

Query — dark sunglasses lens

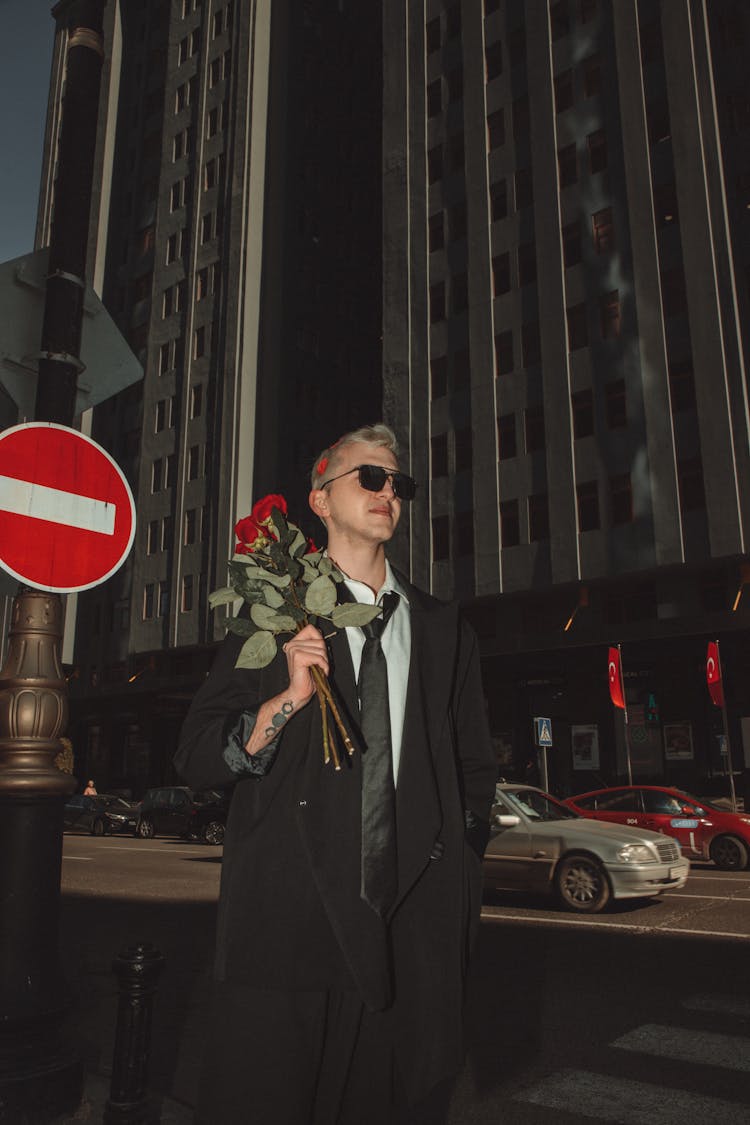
[358,465,416,500]
[392,473,416,501]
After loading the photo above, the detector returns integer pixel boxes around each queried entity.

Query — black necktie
[359,591,400,917]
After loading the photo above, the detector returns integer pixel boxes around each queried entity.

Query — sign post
[534,716,553,792]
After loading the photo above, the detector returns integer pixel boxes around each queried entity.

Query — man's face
[310,442,402,546]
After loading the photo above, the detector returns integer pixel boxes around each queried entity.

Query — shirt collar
[339,558,409,606]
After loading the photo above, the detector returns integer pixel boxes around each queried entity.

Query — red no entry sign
[0,423,136,593]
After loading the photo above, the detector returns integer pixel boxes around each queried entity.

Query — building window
[155,399,167,432]
[605,380,627,428]
[432,515,450,561]
[487,108,505,149]
[668,361,696,412]
[600,291,621,339]
[190,384,203,418]
[572,388,594,437]
[147,520,159,554]
[678,457,706,511]
[427,145,443,184]
[485,40,503,81]
[143,584,155,620]
[587,130,607,173]
[448,202,467,242]
[431,355,448,398]
[554,70,574,113]
[497,413,517,460]
[610,473,633,524]
[661,267,688,318]
[427,80,441,118]
[166,233,178,264]
[158,581,170,618]
[161,514,172,549]
[204,158,217,190]
[582,53,601,98]
[500,499,520,547]
[490,179,508,221]
[524,405,546,452]
[563,220,582,266]
[455,427,473,472]
[492,252,510,296]
[577,481,600,531]
[550,1,570,40]
[426,16,440,53]
[158,341,173,375]
[495,330,514,375]
[455,511,474,557]
[592,207,615,253]
[566,303,587,350]
[188,445,200,480]
[429,212,444,252]
[151,458,163,493]
[184,508,197,545]
[515,168,533,209]
[194,325,206,358]
[432,433,449,478]
[522,322,541,367]
[181,574,194,612]
[558,143,577,187]
[518,242,536,286]
[201,212,214,244]
[430,282,445,323]
[173,129,191,160]
[528,494,549,541]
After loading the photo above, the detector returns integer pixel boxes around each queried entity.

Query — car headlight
[616,844,657,864]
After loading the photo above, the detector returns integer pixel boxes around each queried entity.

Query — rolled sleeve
[222,709,281,777]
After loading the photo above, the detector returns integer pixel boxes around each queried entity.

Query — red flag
[608,646,625,709]
[706,641,724,708]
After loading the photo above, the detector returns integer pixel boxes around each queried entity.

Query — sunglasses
[320,464,417,501]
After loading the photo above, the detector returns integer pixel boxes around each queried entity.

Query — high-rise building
[382,0,750,794]
[36,0,382,791]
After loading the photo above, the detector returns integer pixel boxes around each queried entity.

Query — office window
[577,481,600,531]
[147,520,159,555]
[429,212,444,252]
[610,473,633,524]
[161,514,172,549]
[447,65,463,104]
[487,109,505,149]
[522,322,540,367]
[558,143,577,187]
[166,233,178,264]
[583,53,601,98]
[600,291,621,339]
[528,494,549,541]
[518,242,536,286]
[567,303,588,350]
[426,16,440,53]
[427,145,443,184]
[194,325,206,358]
[449,202,467,242]
[190,384,203,418]
[209,56,223,87]
[661,267,688,318]
[184,508,197,545]
[592,207,614,253]
[550,1,570,39]
[554,70,574,113]
[181,574,194,613]
[605,380,627,428]
[432,433,449,477]
[155,399,167,433]
[500,499,520,547]
[587,130,607,173]
[430,282,445,322]
[158,341,172,375]
[188,445,200,480]
[654,182,678,227]
[492,252,510,295]
[453,348,471,389]
[170,179,184,211]
[678,457,706,511]
[497,413,517,460]
[490,179,508,221]
[427,80,441,118]
[515,168,533,209]
[432,515,450,561]
[563,220,582,266]
[173,129,191,160]
[204,158,217,190]
[451,273,468,313]
[572,389,594,437]
[143,584,155,620]
[196,267,209,300]
[668,361,696,412]
[486,41,503,81]
[495,330,514,375]
[431,355,448,398]
[455,511,474,557]
[158,581,170,618]
[455,427,473,472]
[524,405,546,452]
[151,458,163,493]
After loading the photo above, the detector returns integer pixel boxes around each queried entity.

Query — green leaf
[236,631,278,669]
[290,529,307,557]
[208,586,239,609]
[226,617,259,637]
[300,560,320,584]
[262,586,285,608]
[305,575,337,616]
[250,603,297,633]
[330,603,383,629]
[303,551,322,565]
[319,557,333,576]
[270,507,290,543]
[249,569,291,588]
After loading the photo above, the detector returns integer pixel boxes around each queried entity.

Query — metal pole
[618,644,633,785]
[716,640,738,812]
[104,944,166,1125]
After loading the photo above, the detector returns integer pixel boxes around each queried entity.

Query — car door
[640,789,701,856]
[169,789,193,835]
[150,790,173,833]
[589,788,644,829]
[484,793,534,889]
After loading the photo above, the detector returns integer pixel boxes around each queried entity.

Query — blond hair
[310,423,399,489]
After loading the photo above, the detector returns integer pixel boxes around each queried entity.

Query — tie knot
[363,591,399,640]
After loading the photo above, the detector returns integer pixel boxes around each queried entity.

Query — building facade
[382,0,750,797]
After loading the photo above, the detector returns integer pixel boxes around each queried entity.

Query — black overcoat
[174,573,497,1103]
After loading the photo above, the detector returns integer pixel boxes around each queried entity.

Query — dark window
[528,494,550,541]
[181,575,194,613]
[518,242,537,286]
[429,212,444,252]
[487,108,505,149]
[427,80,442,117]
[661,267,688,318]
[582,53,601,97]
[431,433,449,477]
[515,167,533,209]
[151,458,162,493]
[550,1,570,40]
[432,515,450,561]
[610,473,633,524]
[452,272,468,313]
[158,581,170,618]
[492,252,511,295]
[147,520,158,554]
[522,322,541,367]
[592,207,615,253]
[567,303,588,350]
[430,282,445,322]
[500,499,520,547]
[668,361,696,412]
[427,145,443,183]
[678,457,706,511]
[447,65,463,104]
[485,40,503,81]
[577,481,600,531]
[525,406,546,452]
[554,70,574,113]
[646,100,671,145]
[497,413,517,460]
[563,220,582,266]
[572,389,594,437]
[587,130,607,173]
[605,380,627,428]
[143,584,155,619]
[653,182,678,227]
[600,291,621,339]
[446,3,461,38]
[513,96,530,141]
[426,16,440,52]
[495,330,514,375]
[490,179,508,221]
[558,143,577,187]
[508,24,526,67]
[449,202,467,242]
[184,509,197,545]
[456,511,474,556]
[453,348,471,389]
[455,427,473,472]
[431,355,448,398]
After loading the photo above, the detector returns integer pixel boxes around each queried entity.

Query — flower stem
[310,665,354,760]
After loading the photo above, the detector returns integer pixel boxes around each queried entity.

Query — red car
[563,786,750,871]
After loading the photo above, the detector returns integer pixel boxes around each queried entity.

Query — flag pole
[619,644,633,785]
[715,639,738,812]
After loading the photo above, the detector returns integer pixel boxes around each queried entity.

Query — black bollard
[103,943,166,1125]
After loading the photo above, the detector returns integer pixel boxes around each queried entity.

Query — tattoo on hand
[264,700,294,740]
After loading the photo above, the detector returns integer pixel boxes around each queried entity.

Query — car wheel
[710,835,748,871]
[92,818,105,837]
[136,818,155,839]
[556,853,611,913]
[202,820,225,846]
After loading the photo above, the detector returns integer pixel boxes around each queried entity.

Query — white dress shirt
[341,559,411,784]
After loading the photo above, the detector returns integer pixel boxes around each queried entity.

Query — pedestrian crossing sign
[535,717,553,747]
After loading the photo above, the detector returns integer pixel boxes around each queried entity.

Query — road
[60,834,750,1122]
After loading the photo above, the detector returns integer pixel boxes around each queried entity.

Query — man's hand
[244,624,329,757]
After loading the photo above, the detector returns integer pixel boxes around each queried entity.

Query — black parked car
[135,786,230,845]
[64,794,138,836]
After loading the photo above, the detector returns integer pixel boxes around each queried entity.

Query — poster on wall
[571,724,600,771]
[664,721,694,761]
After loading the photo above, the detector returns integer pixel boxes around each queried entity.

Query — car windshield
[502,788,579,822]
[674,791,724,814]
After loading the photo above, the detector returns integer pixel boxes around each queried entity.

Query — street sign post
[534,717,553,792]
[0,422,135,593]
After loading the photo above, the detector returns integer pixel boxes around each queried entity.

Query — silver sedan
[484,784,689,913]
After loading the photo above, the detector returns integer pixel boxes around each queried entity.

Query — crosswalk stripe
[683,993,750,1019]
[516,1069,749,1122]
[612,1023,750,1072]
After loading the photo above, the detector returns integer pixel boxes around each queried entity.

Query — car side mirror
[492,814,520,829]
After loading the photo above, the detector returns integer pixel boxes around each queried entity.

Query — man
[175,424,496,1124]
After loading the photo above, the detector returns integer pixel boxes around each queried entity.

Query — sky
[0,0,55,264]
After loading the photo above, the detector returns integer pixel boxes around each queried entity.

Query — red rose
[251,494,288,527]
[306,537,319,553]
[234,515,265,554]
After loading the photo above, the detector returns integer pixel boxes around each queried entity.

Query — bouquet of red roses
[209,494,381,769]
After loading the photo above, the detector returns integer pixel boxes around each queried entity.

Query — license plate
[669,867,680,879]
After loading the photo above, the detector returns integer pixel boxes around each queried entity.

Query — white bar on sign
[0,476,116,536]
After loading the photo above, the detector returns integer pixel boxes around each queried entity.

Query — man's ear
[308,488,329,519]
